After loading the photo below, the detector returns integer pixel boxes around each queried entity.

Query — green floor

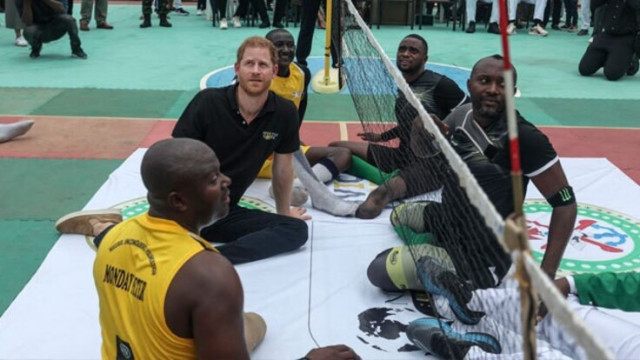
[0,3,639,315]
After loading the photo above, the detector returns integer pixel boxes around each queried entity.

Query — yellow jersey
[269,62,306,109]
[93,212,217,360]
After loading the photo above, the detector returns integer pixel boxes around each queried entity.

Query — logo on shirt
[262,131,279,141]
[525,200,640,276]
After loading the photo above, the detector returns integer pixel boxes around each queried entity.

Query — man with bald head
[56,138,360,360]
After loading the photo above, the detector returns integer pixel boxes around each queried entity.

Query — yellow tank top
[93,212,217,360]
[269,62,306,109]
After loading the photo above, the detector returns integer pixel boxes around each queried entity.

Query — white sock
[312,163,333,183]
[0,119,34,143]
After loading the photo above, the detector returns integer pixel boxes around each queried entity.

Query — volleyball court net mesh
[339,0,612,358]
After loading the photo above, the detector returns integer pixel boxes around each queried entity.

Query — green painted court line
[524,98,640,128]
[0,159,122,220]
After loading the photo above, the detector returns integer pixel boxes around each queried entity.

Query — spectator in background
[577,0,591,36]
[507,0,549,36]
[233,0,270,29]
[140,0,171,27]
[4,0,28,46]
[170,0,189,16]
[560,0,578,32]
[465,0,500,34]
[79,0,113,30]
[18,0,87,59]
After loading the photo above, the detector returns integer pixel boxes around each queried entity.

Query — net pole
[324,0,333,85]
[498,2,536,359]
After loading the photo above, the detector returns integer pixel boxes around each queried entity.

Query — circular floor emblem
[84,196,275,250]
[525,200,640,275]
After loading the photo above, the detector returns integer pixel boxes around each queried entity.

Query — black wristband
[547,186,576,208]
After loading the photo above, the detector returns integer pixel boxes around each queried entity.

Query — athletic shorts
[257,145,311,179]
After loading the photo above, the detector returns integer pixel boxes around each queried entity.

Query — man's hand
[304,345,361,360]
[288,206,311,220]
[358,132,382,142]
[536,277,570,324]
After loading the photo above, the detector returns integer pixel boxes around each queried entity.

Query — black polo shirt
[173,85,300,205]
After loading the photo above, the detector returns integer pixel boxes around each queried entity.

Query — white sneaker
[506,22,516,35]
[220,18,228,29]
[196,9,204,16]
[232,16,241,28]
[529,24,548,36]
[15,36,28,47]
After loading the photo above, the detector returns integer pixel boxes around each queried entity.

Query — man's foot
[97,22,114,29]
[560,23,570,30]
[172,7,189,15]
[268,184,309,207]
[159,16,172,27]
[577,29,588,36]
[55,209,123,236]
[273,21,284,28]
[487,22,500,34]
[258,21,270,28]
[506,22,516,35]
[416,257,485,325]
[232,16,241,28]
[529,23,548,36]
[72,47,88,59]
[465,21,475,34]
[15,36,28,47]
[551,24,560,30]
[0,119,35,143]
[29,45,41,58]
[628,55,639,76]
[567,25,578,33]
[140,15,152,28]
[220,18,228,29]
[80,20,90,31]
[196,9,204,15]
[355,188,388,219]
[406,318,501,359]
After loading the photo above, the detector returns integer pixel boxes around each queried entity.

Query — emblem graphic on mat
[525,200,640,275]
[356,307,420,353]
[84,196,275,250]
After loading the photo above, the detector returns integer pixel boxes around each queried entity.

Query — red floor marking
[299,122,342,146]
[139,120,175,148]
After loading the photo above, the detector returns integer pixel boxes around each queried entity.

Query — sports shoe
[529,23,548,36]
[416,257,485,325]
[196,9,204,15]
[172,7,189,16]
[465,21,476,34]
[232,16,241,28]
[567,25,578,33]
[29,44,41,58]
[268,184,309,207]
[15,36,28,47]
[220,18,228,29]
[506,22,516,35]
[487,22,500,34]
[55,209,122,236]
[72,47,88,59]
[96,22,114,29]
[406,318,502,359]
[577,29,588,36]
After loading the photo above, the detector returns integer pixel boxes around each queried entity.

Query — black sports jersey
[444,103,559,217]
[382,69,468,150]
[173,85,300,205]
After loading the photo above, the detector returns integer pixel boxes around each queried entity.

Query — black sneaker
[30,45,41,59]
[406,318,502,359]
[172,7,189,16]
[628,55,639,76]
[577,29,588,36]
[487,22,500,34]
[72,47,88,59]
[258,21,270,28]
[159,16,172,27]
[466,21,476,33]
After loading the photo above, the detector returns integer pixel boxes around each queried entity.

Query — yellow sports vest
[93,212,217,360]
[269,62,305,109]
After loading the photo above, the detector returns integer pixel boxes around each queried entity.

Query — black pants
[296,0,341,67]
[210,0,228,18]
[579,33,635,81]
[143,0,168,15]
[563,0,577,27]
[201,204,308,265]
[543,0,561,26]
[198,0,206,10]
[234,0,269,23]
[23,15,82,52]
[273,0,288,24]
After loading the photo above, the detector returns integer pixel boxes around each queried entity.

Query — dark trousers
[201,204,308,265]
[543,0,561,26]
[210,0,228,18]
[197,0,206,10]
[234,0,269,23]
[579,33,635,81]
[23,14,81,52]
[143,0,168,16]
[273,0,288,24]
[296,0,340,67]
[563,0,577,26]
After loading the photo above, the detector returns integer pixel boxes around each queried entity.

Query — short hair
[236,36,278,66]
[471,54,518,86]
[265,28,293,41]
[402,34,428,54]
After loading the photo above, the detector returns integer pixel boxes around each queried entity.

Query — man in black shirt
[173,36,310,265]
[330,34,468,219]
[579,0,640,80]
[18,0,87,59]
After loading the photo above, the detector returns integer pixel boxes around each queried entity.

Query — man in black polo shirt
[330,34,468,219]
[172,36,310,265]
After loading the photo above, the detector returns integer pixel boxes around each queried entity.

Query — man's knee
[327,146,352,171]
[280,217,309,250]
